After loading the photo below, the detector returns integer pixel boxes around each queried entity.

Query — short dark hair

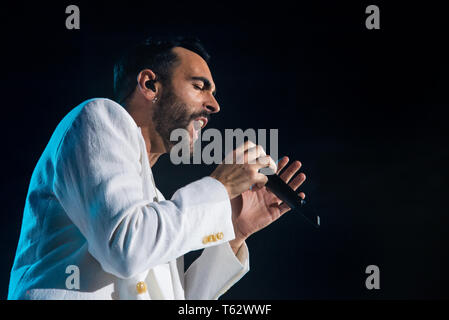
[113,36,210,104]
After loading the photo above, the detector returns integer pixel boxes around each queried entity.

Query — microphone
[265,174,320,228]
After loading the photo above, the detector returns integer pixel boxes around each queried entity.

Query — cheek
[174,82,200,100]
[178,89,202,112]
[183,88,201,102]
[170,82,202,112]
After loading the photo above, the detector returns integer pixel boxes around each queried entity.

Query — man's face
[152,47,220,154]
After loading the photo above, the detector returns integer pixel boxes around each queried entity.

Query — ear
[137,69,158,101]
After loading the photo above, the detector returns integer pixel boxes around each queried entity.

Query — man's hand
[228,156,306,252]
[210,140,277,199]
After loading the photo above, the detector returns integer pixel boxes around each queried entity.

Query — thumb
[253,173,268,190]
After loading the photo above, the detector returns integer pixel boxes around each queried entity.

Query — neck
[139,126,165,167]
[124,98,167,168]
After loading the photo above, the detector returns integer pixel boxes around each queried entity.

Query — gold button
[216,232,224,240]
[136,281,147,294]
[208,234,217,242]
[202,236,209,244]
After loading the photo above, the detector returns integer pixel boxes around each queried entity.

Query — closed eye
[193,84,204,90]
[190,76,216,96]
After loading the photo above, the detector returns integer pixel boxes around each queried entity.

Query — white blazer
[8,98,249,300]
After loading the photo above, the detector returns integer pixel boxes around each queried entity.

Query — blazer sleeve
[184,241,250,300]
[53,99,236,279]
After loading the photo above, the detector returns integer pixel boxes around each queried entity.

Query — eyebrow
[191,76,217,96]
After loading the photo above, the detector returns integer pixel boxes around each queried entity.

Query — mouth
[188,116,209,144]
[194,116,208,129]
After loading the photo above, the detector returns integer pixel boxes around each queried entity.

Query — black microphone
[265,174,320,228]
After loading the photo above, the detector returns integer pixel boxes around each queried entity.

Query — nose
[204,95,220,114]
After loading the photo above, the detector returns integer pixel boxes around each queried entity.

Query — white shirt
[8,98,249,300]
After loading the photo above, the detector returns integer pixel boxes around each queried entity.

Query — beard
[152,85,209,154]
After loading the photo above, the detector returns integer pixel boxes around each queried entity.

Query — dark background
[1,1,448,299]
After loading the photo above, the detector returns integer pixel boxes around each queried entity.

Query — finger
[254,155,277,174]
[288,172,306,191]
[242,139,256,152]
[244,145,266,164]
[276,156,289,174]
[278,192,306,215]
[279,203,291,215]
[251,183,265,192]
[257,155,277,175]
[223,140,256,164]
[279,160,302,184]
[230,144,265,165]
[238,140,257,156]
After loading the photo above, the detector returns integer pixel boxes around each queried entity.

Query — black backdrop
[1,1,448,299]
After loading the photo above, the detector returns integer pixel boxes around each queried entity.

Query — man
[8,36,306,300]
